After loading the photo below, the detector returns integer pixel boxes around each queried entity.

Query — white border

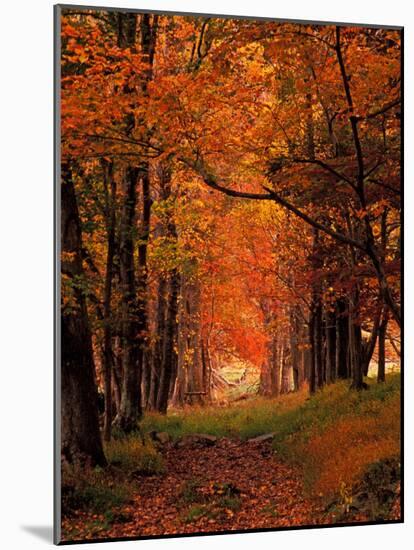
[1,1,411,549]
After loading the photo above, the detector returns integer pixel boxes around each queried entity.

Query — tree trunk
[260,331,279,397]
[61,163,106,467]
[148,276,167,409]
[114,13,158,431]
[116,166,142,433]
[280,342,292,394]
[135,168,151,410]
[259,304,280,397]
[102,160,116,442]
[201,339,213,402]
[362,307,382,377]
[156,270,180,413]
[113,14,140,433]
[315,298,324,388]
[290,307,301,391]
[377,212,390,384]
[377,309,389,383]
[325,306,337,383]
[131,12,159,412]
[309,311,316,394]
[309,227,324,392]
[173,275,204,406]
[349,293,365,390]
[336,298,349,379]
[271,336,281,396]
[112,338,123,414]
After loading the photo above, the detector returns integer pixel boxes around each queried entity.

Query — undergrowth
[62,437,164,522]
[105,436,165,475]
[143,374,400,508]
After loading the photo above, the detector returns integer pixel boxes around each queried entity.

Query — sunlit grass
[105,436,165,474]
[271,374,401,499]
[142,387,308,440]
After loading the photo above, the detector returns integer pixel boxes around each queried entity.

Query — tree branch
[184,156,367,252]
[292,158,356,188]
[181,157,275,200]
[335,27,365,185]
[261,184,367,251]
[358,98,401,121]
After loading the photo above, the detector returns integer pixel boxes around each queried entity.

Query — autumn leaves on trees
[60,10,401,467]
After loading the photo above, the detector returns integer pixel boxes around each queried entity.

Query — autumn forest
[59,7,402,543]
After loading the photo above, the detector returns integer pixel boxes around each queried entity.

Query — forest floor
[61,374,401,543]
[62,436,331,541]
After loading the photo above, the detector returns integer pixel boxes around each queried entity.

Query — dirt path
[96,438,328,539]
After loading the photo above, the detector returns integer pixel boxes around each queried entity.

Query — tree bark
[362,305,382,377]
[173,276,204,406]
[309,311,316,394]
[156,269,180,413]
[309,228,324,392]
[377,309,389,383]
[114,13,158,431]
[290,307,302,390]
[315,298,324,388]
[260,331,280,397]
[348,293,366,390]
[102,160,116,442]
[148,276,167,409]
[135,168,151,411]
[335,298,349,379]
[61,163,106,467]
[280,342,292,394]
[116,166,142,433]
[325,306,337,383]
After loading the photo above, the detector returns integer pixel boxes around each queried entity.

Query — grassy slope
[143,374,401,500]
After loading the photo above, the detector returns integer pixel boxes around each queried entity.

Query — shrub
[62,436,164,519]
[61,464,129,515]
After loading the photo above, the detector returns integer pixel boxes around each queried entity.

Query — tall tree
[61,163,106,466]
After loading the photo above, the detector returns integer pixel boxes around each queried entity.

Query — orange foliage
[303,396,400,498]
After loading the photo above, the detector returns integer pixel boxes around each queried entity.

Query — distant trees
[59,8,401,466]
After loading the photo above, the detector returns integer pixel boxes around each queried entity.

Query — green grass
[179,479,242,523]
[184,504,208,523]
[105,436,165,474]
[142,389,308,440]
[143,375,400,444]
